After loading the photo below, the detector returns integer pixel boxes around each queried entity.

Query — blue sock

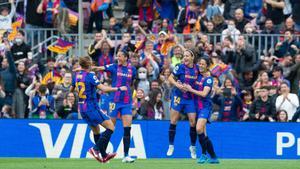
[190,127,197,146]
[123,127,131,157]
[169,124,177,145]
[198,133,207,154]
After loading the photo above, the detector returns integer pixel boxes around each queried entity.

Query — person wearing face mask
[11,30,31,62]
[221,20,240,42]
[136,67,150,96]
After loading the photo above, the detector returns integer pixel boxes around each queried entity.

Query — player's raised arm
[97,84,127,93]
[92,66,105,71]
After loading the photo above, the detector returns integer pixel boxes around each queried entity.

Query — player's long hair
[79,56,92,69]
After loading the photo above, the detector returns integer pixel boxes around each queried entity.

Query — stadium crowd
[0,0,300,122]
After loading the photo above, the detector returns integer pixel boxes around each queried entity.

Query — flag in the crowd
[48,38,75,54]
[8,19,23,41]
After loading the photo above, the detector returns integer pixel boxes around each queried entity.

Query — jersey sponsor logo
[117,72,133,78]
[184,75,197,80]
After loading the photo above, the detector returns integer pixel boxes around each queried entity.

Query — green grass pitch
[0,158,299,169]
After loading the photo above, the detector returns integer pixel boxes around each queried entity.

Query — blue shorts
[109,102,132,118]
[197,108,212,120]
[79,101,110,127]
[170,95,196,114]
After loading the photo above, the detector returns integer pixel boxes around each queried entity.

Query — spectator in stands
[176,0,199,33]
[278,53,294,78]
[183,36,194,49]
[206,0,224,21]
[30,84,55,119]
[275,82,299,121]
[214,78,242,121]
[290,0,300,32]
[275,30,300,58]
[202,21,216,34]
[252,71,272,93]
[132,88,146,119]
[41,58,62,85]
[141,89,164,120]
[140,40,161,66]
[52,72,72,112]
[87,0,110,33]
[264,0,285,32]
[121,16,134,33]
[0,49,16,113]
[276,110,288,122]
[234,8,249,33]
[239,90,253,121]
[159,67,172,120]
[221,20,240,42]
[249,86,276,121]
[57,92,78,119]
[0,0,15,31]
[221,36,235,65]
[116,32,136,52]
[287,54,300,94]
[137,0,154,29]
[170,45,183,67]
[271,66,289,87]
[212,14,227,33]
[88,31,115,66]
[281,17,295,33]
[223,0,245,19]
[261,19,278,53]
[11,30,31,62]
[25,0,45,46]
[239,71,255,91]
[13,61,31,118]
[108,17,122,34]
[234,35,257,74]
[25,75,41,114]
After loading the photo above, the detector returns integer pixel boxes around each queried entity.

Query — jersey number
[174,96,181,105]
[75,82,87,99]
[109,103,116,112]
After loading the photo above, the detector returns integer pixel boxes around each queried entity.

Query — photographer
[57,92,78,119]
[30,84,55,119]
[249,86,276,122]
[214,83,243,122]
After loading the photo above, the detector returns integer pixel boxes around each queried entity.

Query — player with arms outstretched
[185,57,219,164]
[71,56,127,163]
[93,49,136,163]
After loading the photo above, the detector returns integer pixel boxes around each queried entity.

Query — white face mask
[15,38,23,45]
[246,28,253,33]
[138,72,147,79]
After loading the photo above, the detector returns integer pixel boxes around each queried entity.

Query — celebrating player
[167,49,199,159]
[71,56,127,163]
[94,49,136,163]
[185,57,219,164]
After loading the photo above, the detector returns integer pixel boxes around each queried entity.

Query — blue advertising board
[0,119,299,159]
